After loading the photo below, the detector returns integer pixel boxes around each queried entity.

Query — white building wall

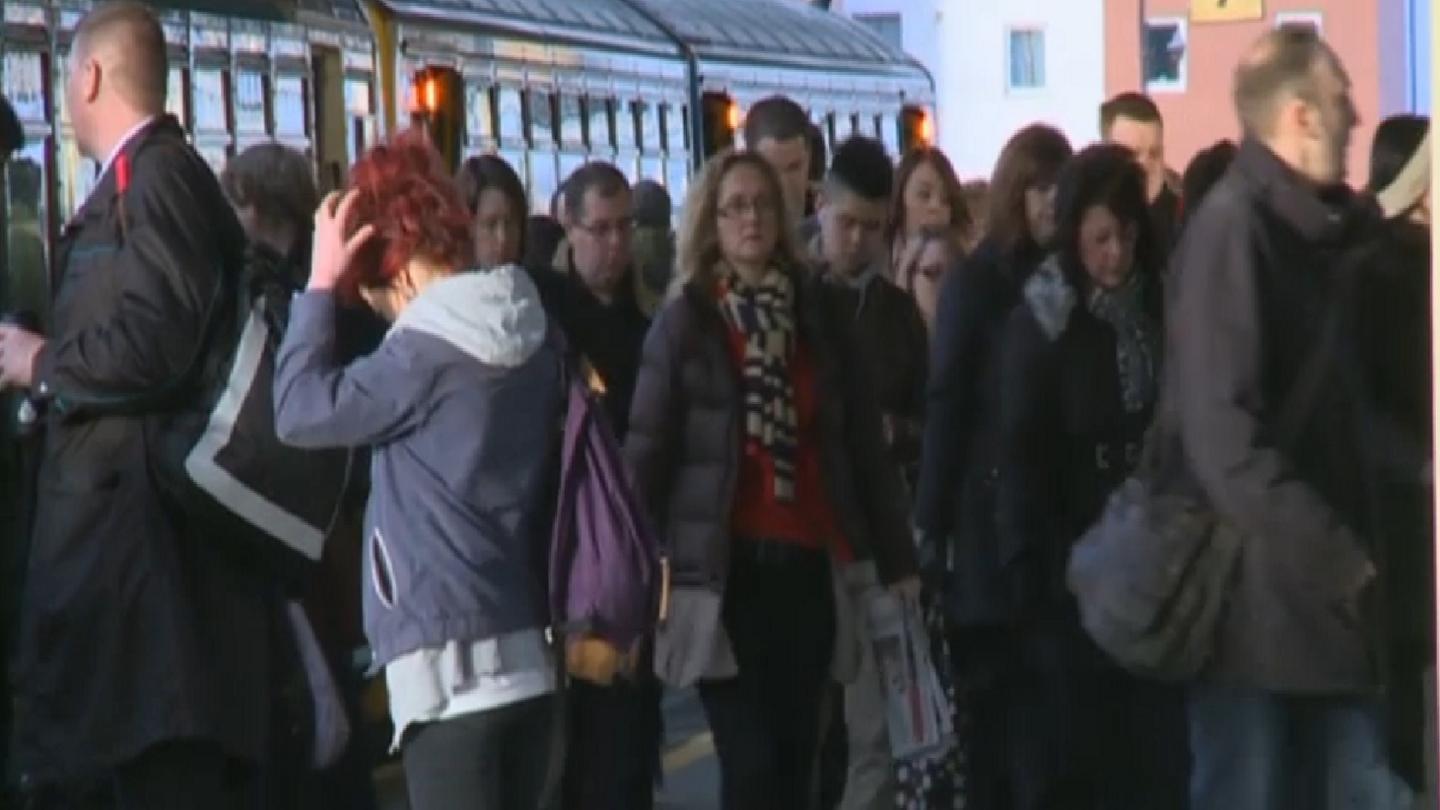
[837,0,942,79]
[936,0,1106,179]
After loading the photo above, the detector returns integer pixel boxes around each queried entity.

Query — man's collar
[98,115,158,181]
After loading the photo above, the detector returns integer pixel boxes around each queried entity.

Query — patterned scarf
[719,266,800,502]
[1088,271,1160,414]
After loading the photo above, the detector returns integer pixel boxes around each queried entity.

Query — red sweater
[723,323,853,562]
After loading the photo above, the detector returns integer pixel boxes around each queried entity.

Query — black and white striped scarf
[719,266,799,502]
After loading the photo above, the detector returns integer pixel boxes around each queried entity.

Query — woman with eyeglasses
[625,151,918,810]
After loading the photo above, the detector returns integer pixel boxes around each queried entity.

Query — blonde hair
[673,150,805,297]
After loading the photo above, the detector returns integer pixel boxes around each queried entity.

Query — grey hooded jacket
[274,267,564,669]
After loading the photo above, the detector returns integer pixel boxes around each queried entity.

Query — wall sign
[1191,0,1264,24]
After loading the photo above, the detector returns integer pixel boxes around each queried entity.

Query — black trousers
[22,740,260,810]
[562,674,662,810]
[956,619,1189,810]
[698,542,835,810]
[401,696,552,810]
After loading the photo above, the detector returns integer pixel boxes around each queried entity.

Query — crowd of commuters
[0,4,1433,810]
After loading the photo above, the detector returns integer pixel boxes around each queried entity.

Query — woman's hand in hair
[310,190,376,293]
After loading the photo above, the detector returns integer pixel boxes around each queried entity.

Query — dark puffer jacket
[624,272,917,593]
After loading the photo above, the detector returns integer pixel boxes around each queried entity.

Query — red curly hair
[342,129,473,298]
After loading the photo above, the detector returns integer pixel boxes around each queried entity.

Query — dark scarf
[718,266,799,501]
[1088,270,1160,414]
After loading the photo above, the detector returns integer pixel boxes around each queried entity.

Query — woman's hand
[309,190,376,293]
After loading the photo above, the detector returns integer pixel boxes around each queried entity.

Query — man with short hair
[812,136,926,810]
[744,95,813,227]
[1172,26,1409,809]
[0,4,272,808]
[1101,91,1181,250]
[630,178,674,317]
[535,160,657,810]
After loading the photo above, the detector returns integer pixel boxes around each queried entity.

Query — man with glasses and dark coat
[532,160,659,810]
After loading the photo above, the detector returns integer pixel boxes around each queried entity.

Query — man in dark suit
[0,4,271,808]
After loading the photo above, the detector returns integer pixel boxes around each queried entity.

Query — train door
[312,45,348,192]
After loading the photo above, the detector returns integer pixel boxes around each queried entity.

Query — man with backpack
[1167,27,1409,809]
[0,4,273,807]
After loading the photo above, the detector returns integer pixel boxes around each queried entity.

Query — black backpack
[153,240,354,580]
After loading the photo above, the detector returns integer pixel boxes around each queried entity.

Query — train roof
[376,0,929,79]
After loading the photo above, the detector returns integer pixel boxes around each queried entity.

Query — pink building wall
[1106,0,1387,185]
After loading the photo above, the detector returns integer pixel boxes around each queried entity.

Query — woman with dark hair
[995,143,1185,808]
[625,150,918,810]
[456,154,528,268]
[1178,140,1238,233]
[912,122,1071,810]
[222,142,320,284]
[273,131,564,810]
[1349,114,1434,794]
[890,147,974,264]
[894,223,960,333]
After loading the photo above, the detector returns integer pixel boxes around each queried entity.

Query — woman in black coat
[912,124,1071,810]
[995,144,1185,809]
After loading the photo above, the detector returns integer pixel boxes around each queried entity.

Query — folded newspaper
[869,591,955,761]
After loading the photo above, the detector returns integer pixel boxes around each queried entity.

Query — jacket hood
[1023,255,1076,341]
[392,265,548,368]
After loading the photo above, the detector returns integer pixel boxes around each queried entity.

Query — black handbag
[1067,272,1349,682]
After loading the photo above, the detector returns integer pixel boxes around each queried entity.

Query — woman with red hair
[273,131,564,810]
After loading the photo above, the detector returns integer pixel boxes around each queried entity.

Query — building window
[1007,28,1046,91]
[1143,18,1188,93]
[854,12,903,52]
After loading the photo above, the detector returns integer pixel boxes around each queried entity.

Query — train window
[234,71,267,136]
[5,142,50,323]
[530,151,558,213]
[167,66,188,125]
[642,156,664,184]
[559,94,584,147]
[880,112,900,154]
[192,68,228,133]
[559,152,585,188]
[345,77,372,117]
[616,101,638,150]
[667,157,689,200]
[273,75,307,138]
[498,87,524,142]
[663,103,687,154]
[500,147,528,193]
[588,97,614,152]
[2,52,47,123]
[466,83,496,144]
[638,101,660,152]
[529,90,556,146]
